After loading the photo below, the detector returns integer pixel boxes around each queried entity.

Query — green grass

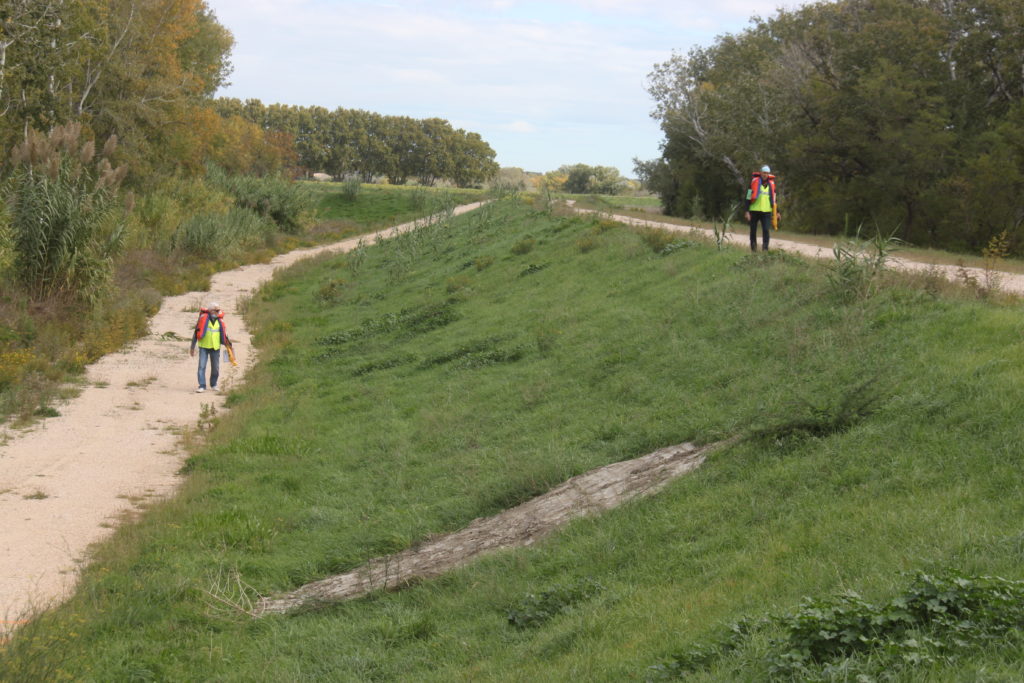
[307,182,485,234]
[5,200,1024,680]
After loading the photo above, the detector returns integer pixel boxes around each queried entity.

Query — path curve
[573,206,1024,295]
[0,203,486,623]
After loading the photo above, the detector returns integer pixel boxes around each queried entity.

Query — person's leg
[209,347,221,389]
[749,213,759,251]
[197,348,208,389]
[761,213,771,251]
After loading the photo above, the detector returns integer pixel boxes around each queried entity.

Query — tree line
[639,0,1024,254]
[214,98,499,187]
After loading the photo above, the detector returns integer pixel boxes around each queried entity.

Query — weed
[347,238,368,274]
[749,375,886,443]
[340,178,362,201]
[506,578,604,628]
[317,301,460,351]
[519,263,548,277]
[316,278,348,304]
[445,274,471,293]
[511,237,536,255]
[576,235,600,253]
[197,403,217,432]
[827,226,902,302]
[637,226,691,255]
[407,186,428,210]
[32,406,60,418]
[649,570,1024,680]
[353,354,418,376]
[420,336,507,368]
[712,201,740,251]
[958,230,1011,299]
[659,240,695,255]
[22,490,48,500]
[473,255,494,271]
[534,326,560,354]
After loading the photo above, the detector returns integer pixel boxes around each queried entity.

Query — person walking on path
[190,302,233,393]
[744,165,780,252]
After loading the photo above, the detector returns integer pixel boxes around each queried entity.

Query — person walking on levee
[744,165,780,252]
[190,302,233,393]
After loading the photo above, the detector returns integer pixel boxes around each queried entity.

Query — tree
[646,0,1024,252]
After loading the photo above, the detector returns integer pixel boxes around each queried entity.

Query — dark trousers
[749,211,771,251]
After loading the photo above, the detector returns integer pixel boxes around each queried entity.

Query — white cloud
[503,121,537,133]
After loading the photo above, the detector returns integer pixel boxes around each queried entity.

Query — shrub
[506,578,603,628]
[173,207,274,257]
[576,235,599,253]
[637,226,679,254]
[340,178,362,201]
[511,237,536,255]
[134,176,232,251]
[206,164,314,234]
[827,227,901,302]
[4,124,128,303]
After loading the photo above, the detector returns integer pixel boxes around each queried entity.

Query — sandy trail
[0,203,485,622]
[574,206,1024,295]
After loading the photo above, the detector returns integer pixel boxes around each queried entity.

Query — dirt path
[0,203,486,623]
[574,206,1024,295]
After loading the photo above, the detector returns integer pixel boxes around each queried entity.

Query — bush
[637,226,679,254]
[511,237,536,255]
[173,207,274,257]
[206,164,314,234]
[133,177,232,251]
[340,178,362,201]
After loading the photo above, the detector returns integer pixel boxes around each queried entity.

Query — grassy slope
[5,199,1024,681]
[309,182,484,231]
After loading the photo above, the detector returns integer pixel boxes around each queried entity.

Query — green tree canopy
[643,0,1024,253]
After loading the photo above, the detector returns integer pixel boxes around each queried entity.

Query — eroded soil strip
[255,440,730,615]
[0,203,486,623]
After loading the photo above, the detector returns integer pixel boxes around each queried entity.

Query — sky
[206,0,792,177]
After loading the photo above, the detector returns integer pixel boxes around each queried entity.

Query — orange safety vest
[747,174,777,210]
[194,309,229,347]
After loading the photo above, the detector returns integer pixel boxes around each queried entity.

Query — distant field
[307,182,484,232]
[6,199,1024,681]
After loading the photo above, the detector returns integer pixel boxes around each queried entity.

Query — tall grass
[3,124,128,303]
[5,200,1024,680]
[172,207,274,257]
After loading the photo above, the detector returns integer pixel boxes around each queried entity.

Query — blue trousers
[197,347,220,389]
